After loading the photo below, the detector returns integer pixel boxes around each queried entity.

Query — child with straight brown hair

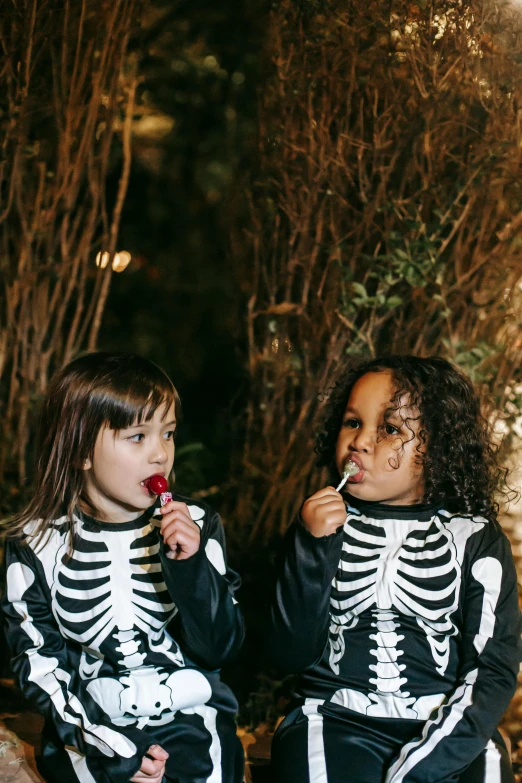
[3,352,244,783]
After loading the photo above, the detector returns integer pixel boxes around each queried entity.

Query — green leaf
[351,282,368,299]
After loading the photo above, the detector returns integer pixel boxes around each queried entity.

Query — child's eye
[128,433,144,443]
[163,430,175,440]
[384,422,400,436]
[343,418,360,429]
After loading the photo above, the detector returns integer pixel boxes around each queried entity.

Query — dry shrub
[231,0,522,543]
[0,0,142,485]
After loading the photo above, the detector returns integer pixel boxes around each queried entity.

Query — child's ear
[82,458,92,471]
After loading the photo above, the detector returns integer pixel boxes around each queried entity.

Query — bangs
[103,386,179,431]
[85,355,181,432]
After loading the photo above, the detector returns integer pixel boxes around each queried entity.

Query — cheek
[400,442,423,476]
[335,431,349,461]
[106,446,134,474]
[377,439,411,472]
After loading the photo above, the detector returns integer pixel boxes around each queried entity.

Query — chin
[123,497,154,514]
[346,484,379,502]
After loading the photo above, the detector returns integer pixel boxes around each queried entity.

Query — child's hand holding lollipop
[146,475,201,560]
[301,461,358,538]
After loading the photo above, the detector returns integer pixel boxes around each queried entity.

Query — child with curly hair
[269,355,521,783]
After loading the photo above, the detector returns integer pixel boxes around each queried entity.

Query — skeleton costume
[2,495,244,783]
[269,498,521,783]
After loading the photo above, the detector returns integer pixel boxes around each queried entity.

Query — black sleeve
[160,507,244,670]
[2,538,151,783]
[266,519,344,673]
[385,529,521,783]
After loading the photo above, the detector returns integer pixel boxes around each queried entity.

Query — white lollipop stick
[335,460,360,491]
[336,475,349,492]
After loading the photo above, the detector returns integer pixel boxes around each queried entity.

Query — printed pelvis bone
[87,667,212,724]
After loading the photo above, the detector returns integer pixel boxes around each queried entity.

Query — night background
[2,0,522,779]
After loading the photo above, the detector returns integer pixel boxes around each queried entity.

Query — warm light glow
[95,251,110,269]
[112,251,131,272]
[95,250,132,272]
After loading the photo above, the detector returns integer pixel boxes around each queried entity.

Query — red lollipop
[146,474,168,495]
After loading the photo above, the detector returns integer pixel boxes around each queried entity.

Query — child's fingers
[147,744,169,761]
[301,489,347,536]
[130,754,166,781]
[140,757,164,775]
[164,527,200,559]
[163,526,199,547]
[320,504,347,526]
[166,547,196,561]
[160,507,199,533]
[131,770,164,783]
[160,499,191,516]
[160,518,201,559]
[303,493,345,519]
[304,488,343,507]
[160,519,201,541]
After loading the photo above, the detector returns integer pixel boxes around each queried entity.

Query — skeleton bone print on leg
[329,509,485,720]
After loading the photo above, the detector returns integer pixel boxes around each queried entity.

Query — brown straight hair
[6,352,181,550]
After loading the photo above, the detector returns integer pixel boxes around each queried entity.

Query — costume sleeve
[386,529,521,783]
[266,519,344,673]
[2,538,152,783]
[159,507,244,670]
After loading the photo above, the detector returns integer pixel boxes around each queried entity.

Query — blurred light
[95,250,132,272]
[112,251,131,273]
[203,55,218,70]
[96,251,110,269]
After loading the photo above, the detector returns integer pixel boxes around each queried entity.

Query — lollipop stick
[336,474,349,492]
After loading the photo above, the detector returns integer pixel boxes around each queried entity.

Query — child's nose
[352,426,375,452]
[150,441,169,463]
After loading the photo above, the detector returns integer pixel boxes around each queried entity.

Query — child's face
[335,371,424,505]
[82,402,176,522]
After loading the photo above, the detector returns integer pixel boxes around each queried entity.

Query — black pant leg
[150,707,243,783]
[271,703,399,783]
[271,707,320,783]
[456,736,514,783]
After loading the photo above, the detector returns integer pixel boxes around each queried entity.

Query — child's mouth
[345,456,364,483]
[140,481,154,496]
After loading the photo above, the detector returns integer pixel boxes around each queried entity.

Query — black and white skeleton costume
[2,495,244,783]
[269,498,521,783]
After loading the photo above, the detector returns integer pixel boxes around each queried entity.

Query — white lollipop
[336,460,360,491]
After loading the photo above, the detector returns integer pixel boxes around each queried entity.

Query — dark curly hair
[316,355,510,518]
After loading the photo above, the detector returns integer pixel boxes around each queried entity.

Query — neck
[78,493,145,524]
